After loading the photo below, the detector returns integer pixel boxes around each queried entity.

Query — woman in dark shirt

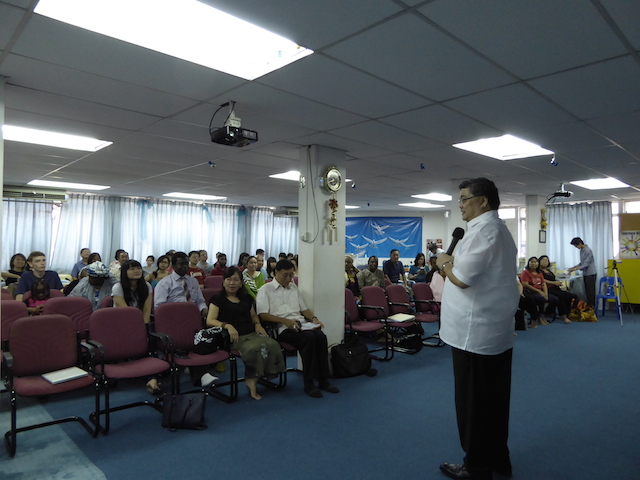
[538,255,576,324]
[206,267,285,400]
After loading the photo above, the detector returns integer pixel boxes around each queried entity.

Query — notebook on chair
[42,366,89,384]
[387,313,416,322]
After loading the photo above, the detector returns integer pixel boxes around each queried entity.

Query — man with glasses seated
[256,259,339,398]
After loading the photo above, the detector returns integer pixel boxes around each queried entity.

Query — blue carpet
[2,313,640,479]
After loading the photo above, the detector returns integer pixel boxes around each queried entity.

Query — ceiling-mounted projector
[209,101,258,147]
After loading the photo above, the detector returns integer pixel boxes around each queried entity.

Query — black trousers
[278,328,330,384]
[452,347,513,478]
[584,274,597,307]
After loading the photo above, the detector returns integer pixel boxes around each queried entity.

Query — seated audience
[71,248,91,280]
[356,256,385,288]
[154,252,208,319]
[517,276,540,328]
[2,253,28,297]
[291,255,299,275]
[429,265,446,303]
[24,278,51,315]
[345,256,360,296]
[188,250,206,289]
[266,256,278,280]
[198,250,213,275]
[237,252,250,271]
[109,249,129,280]
[256,259,338,398]
[278,252,287,261]
[69,261,114,311]
[143,255,155,275]
[211,253,228,277]
[206,267,286,399]
[15,251,63,302]
[427,242,444,260]
[113,260,153,324]
[256,254,268,279]
[243,256,265,299]
[408,253,428,283]
[520,256,558,327]
[145,255,171,287]
[383,249,410,293]
[538,255,576,324]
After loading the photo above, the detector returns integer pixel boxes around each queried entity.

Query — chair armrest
[358,304,385,321]
[80,341,97,372]
[150,331,173,361]
[3,351,14,370]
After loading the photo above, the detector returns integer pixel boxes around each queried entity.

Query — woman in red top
[520,256,558,327]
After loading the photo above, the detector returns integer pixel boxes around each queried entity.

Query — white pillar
[0,77,5,278]
[525,195,547,259]
[297,145,347,347]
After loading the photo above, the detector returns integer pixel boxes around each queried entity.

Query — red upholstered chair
[202,288,220,305]
[412,283,444,347]
[204,275,223,289]
[344,288,390,361]
[154,302,238,402]
[101,296,114,308]
[43,296,93,339]
[3,314,99,456]
[87,307,171,434]
[1,300,28,350]
[2,289,14,300]
[389,284,443,347]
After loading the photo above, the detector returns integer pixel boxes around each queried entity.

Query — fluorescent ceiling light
[411,193,452,202]
[28,179,110,190]
[163,192,226,201]
[35,0,313,81]
[4,125,112,152]
[269,171,300,181]
[453,134,553,161]
[345,205,360,209]
[570,178,630,190]
[398,202,445,209]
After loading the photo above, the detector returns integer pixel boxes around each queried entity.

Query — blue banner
[346,217,422,263]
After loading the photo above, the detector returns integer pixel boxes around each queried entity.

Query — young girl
[24,278,51,315]
[144,255,170,288]
[266,257,277,280]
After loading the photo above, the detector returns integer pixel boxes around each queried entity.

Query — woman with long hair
[266,257,277,280]
[237,252,250,271]
[520,256,558,327]
[408,253,428,283]
[144,255,170,287]
[243,256,265,299]
[206,267,285,400]
[344,256,360,297]
[538,255,576,324]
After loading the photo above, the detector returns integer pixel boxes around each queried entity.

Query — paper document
[388,313,416,322]
[300,321,322,331]
[42,366,89,384]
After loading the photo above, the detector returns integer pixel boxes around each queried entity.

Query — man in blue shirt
[71,247,91,279]
[15,251,63,302]
[568,237,597,307]
[383,249,410,293]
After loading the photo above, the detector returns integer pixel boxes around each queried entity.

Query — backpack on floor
[331,338,372,378]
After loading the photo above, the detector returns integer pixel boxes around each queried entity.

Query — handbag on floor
[162,392,207,431]
[193,326,230,355]
[331,338,372,378]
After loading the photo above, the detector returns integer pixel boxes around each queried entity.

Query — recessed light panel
[570,178,630,190]
[398,202,445,209]
[163,192,226,201]
[35,0,313,81]
[4,125,112,152]
[411,193,452,202]
[28,180,110,190]
[269,171,300,181]
[453,134,553,161]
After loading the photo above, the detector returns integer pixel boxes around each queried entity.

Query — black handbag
[331,338,372,378]
[193,326,230,355]
[162,393,207,431]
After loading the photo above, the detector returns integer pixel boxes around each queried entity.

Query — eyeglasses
[458,195,479,204]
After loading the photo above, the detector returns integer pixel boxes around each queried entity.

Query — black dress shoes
[304,383,323,398]
[439,463,491,480]
[319,379,339,393]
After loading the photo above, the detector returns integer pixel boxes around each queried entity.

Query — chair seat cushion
[347,320,384,332]
[174,350,230,366]
[97,357,169,379]
[14,373,95,397]
[415,313,439,323]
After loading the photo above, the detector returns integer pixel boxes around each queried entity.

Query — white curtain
[2,199,54,264]
[3,195,299,274]
[547,201,613,277]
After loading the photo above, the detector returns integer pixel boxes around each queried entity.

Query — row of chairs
[1,301,237,457]
[344,284,443,362]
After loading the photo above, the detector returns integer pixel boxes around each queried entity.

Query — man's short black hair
[114,249,125,260]
[172,252,189,266]
[458,177,500,210]
[390,249,399,256]
[570,237,583,246]
[275,259,294,271]
[256,249,265,256]
[188,250,199,258]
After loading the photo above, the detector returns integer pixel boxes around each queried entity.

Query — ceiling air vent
[3,186,69,202]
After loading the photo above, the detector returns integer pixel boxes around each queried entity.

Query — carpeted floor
[2,311,639,479]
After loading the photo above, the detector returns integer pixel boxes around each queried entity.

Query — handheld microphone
[445,227,465,256]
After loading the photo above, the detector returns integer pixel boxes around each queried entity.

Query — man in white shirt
[436,178,519,480]
[256,259,338,398]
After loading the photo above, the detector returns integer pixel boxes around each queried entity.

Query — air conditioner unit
[3,186,69,202]
[273,206,298,217]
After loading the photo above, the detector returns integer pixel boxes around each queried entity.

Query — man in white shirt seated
[256,259,338,398]
[154,252,208,319]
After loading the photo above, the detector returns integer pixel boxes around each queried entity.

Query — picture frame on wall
[539,230,546,243]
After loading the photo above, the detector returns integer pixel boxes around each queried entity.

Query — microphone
[445,227,465,256]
